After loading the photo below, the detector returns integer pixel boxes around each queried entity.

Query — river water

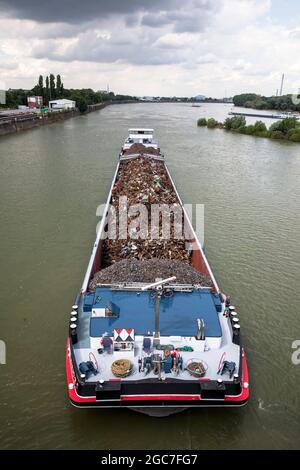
[0,103,300,449]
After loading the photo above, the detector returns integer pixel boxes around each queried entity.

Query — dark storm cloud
[142,10,214,33]
[141,13,170,29]
[1,0,222,67]
[141,0,219,32]
[0,0,178,23]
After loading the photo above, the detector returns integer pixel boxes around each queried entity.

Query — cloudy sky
[1,0,300,97]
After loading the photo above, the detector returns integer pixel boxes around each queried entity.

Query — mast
[142,276,176,346]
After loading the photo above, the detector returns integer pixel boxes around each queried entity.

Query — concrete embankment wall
[86,100,136,112]
[0,109,79,137]
[0,100,136,137]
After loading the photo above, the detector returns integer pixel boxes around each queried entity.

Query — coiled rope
[186,360,207,378]
[111,359,133,378]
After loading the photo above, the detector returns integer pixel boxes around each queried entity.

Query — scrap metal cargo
[66,128,249,416]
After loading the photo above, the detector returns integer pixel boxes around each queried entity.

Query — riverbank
[232,92,300,113]
[0,109,80,137]
[197,116,300,142]
[0,100,136,137]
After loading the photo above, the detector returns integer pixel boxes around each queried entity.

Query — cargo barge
[66,128,249,416]
[229,110,299,120]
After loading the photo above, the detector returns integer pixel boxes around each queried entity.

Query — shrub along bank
[197,116,300,142]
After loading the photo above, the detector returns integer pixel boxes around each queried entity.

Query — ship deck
[89,287,222,337]
[73,287,240,383]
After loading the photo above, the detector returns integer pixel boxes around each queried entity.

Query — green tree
[207,118,218,128]
[233,93,300,112]
[49,74,55,100]
[270,117,298,135]
[254,121,267,133]
[288,130,300,142]
[224,116,246,130]
[45,76,50,105]
[38,75,44,97]
[225,116,246,130]
[56,74,63,97]
[269,121,281,133]
[270,130,285,139]
[233,93,258,107]
[2,73,138,110]
[197,118,207,126]
[224,117,233,130]
[3,89,27,108]
[239,124,255,135]
[77,96,88,113]
[280,117,298,134]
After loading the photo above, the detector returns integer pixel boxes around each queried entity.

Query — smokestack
[280,74,284,96]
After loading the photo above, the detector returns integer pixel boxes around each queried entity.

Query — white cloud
[215,0,272,30]
[0,0,299,97]
[154,33,198,49]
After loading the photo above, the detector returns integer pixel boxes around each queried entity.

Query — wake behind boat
[66,128,249,416]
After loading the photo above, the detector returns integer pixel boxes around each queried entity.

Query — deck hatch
[89,287,222,338]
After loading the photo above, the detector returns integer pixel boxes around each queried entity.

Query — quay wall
[0,109,79,137]
[0,100,136,137]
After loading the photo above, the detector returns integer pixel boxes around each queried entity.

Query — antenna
[280,73,285,96]
[142,276,176,346]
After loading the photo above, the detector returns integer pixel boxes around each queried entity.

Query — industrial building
[27,96,43,108]
[49,99,76,110]
[195,95,206,102]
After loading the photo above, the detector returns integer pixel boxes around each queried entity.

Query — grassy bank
[197,116,300,142]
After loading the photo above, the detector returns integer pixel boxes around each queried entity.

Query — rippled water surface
[0,103,300,449]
